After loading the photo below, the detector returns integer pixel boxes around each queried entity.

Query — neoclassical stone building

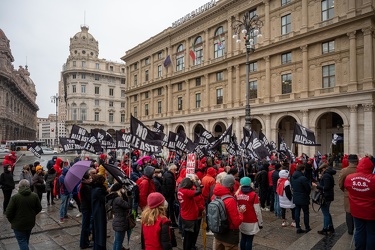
[0,29,39,141]
[60,25,126,136]
[121,0,374,157]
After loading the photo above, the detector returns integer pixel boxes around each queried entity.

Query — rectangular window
[81,73,86,79]
[281,14,291,35]
[72,108,77,120]
[322,41,335,54]
[121,113,125,123]
[121,78,125,84]
[281,0,291,6]
[196,77,201,86]
[121,68,125,73]
[145,70,149,81]
[82,61,86,68]
[72,85,76,93]
[195,47,203,65]
[145,104,149,115]
[158,88,162,96]
[121,102,125,108]
[176,55,184,71]
[157,101,162,114]
[95,63,99,69]
[95,86,100,95]
[110,66,114,71]
[249,62,257,72]
[216,72,223,81]
[157,65,162,77]
[322,64,335,88]
[95,99,99,106]
[281,52,292,64]
[94,112,99,121]
[95,75,100,81]
[249,81,258,99]
[196,93,201,108]
[109,113,114,122]
[134,63,138,70]
[134,75,138,86]
[81,85,86,93]
[158,52,162,60]
[178,97,183,110]
[109,88,114,96]
[134,107,138,118]
[72,74,76,79]
[177,82,183,91]
[145,91,149,98]
[134,95,138,101]
[121,90,125,97]
[73,61,76,67]
[216,88,223,104]
[109,101,113,107]
[281,73,292,94]
[322,0,334,21]
[145,57,150,65]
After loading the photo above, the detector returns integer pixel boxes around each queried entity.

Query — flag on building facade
[163,55,171,67]
[189,43,196,60]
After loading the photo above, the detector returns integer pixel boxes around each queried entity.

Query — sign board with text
[186,153,196,178]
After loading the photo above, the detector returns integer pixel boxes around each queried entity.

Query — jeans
[59,193,70,219]
[282,208,295,220]
[80,209,92,248]
[353,217,375,250]
[346,212,354,234]
[14,229,32,250]
[240,233,254,250]
[166,198,177,225]
[274,193,282,217]
[320,201,333,229]
[113,230,126,250]
[267,186,274,211]
[295,204,310,230]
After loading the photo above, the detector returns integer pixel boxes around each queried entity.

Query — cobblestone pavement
[0,153,353,250]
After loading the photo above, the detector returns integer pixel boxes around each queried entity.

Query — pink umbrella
[136,155,151,165]
[64,160,91,192]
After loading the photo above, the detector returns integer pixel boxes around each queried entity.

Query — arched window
[193,36,203,65]
[80,103,87,121]
[71,103,77,120]
[214,27,225,58]
[176,44,184,71]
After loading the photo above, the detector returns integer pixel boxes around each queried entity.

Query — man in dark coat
[291,164,311,233]
[161,164,178,227]
[0,164,15,213]
[255,162,269,211]
[6,179,42,249]
[46,156,57,170]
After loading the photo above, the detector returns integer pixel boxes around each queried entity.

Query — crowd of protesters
[1,149,375,250]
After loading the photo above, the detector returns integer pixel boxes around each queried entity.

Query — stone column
[185,80,190,113]
[227,66,233,107]
[227,17,233,56]
[138,94,141,116]
[363,103,374,154]
[347,31,358,91]
[185,122,191,139]
[204,74,210,111]
[235,65,240,106]
[301,45,309,97]
[263,0,271,44]
[264,56,271,102]
[362,27,374,89]
[343,124,349,154]
[167,85,173,116]
[150,55,154,81]
[348,105,358,153]
[150,90,154,118]
[235,116,241,138]
[347,0,356,17]
[125,96,130,121]
[265,113,271,140]
[205,29,209,63]
[301,0,308,33]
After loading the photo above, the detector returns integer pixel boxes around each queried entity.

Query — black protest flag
[292,123,321,146]
[167,131,178,150]
[331,134,343,145]
[210,124,232,150]
[278,133,296,162]
[116,130,133,149]
[196,127,216,145]
[82,135,103,154]
[153,121,164,132]
[247,130,270,160]
[70,125,90,142]
[60,137,81,152]
[129,115,162,153]
[91,128,115,148]
[27,141,43,158]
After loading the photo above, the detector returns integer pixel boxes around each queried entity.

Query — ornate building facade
[60,25,126,136]
[121,0,375,156]
[0,29,39,141]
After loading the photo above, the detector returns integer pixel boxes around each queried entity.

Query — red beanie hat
[147,192,165,209]
[100,154,107,160]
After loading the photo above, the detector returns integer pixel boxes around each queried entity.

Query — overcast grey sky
[0,0,209,117]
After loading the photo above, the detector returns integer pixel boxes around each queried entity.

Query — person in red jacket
[136,166,156,210]
[201,167,217,201]
[236,177,263,250]
[141,192,172,250]
[344,157,375,250]
[2,155,12,167]
[53,158,63,178]
[212,174,245,249]
[177,176,202,250]
[341,154,349,169]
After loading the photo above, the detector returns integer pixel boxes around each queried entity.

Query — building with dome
[60,25,126,136]
[0,29,39,141]
[121,0,374,157]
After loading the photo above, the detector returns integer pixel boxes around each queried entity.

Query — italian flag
[189,43,196,60]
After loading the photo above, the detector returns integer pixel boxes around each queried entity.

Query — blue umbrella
[64,160,91,192]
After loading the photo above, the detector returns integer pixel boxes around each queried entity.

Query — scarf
[276,178,288,196]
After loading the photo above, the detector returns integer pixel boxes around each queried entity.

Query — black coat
[256,169,268,190]
[80,182,92,211]
[291,170,311,206]
[0,168,15,191]
[111,194,131,232]
[91,185,107,248]
[317,168,336,202]
[153,176,163,193]
[271,169,281,192]
[161,171,176,201]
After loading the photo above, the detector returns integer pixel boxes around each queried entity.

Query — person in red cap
[141,192,173,250]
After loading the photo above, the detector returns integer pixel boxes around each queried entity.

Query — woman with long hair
[141,192,172,250]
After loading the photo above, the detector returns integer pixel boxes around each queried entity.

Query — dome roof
[69,25,99,58]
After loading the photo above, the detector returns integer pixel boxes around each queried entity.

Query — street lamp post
[50,93,59,149]
[232,14,263,130]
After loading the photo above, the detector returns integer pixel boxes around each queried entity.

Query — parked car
[41,147,58,155]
